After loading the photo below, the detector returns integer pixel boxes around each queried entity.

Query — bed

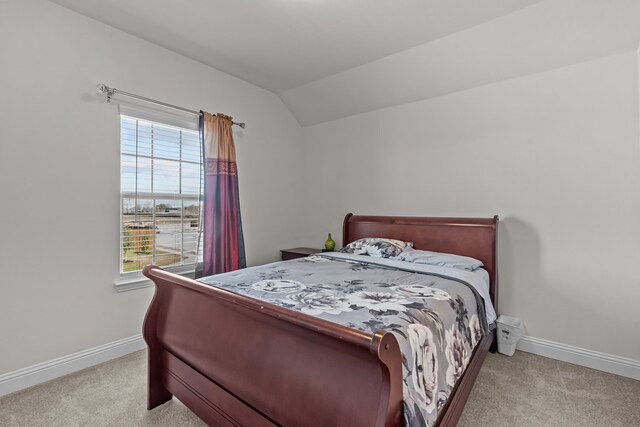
[142,213,498,426]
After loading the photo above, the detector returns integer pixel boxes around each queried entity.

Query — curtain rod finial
[97,83,115,102]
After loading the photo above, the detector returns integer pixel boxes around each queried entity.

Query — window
[119,109,202,282]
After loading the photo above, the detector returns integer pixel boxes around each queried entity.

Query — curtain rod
[96,83,246,129]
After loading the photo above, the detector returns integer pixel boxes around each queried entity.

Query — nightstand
[280,247,322,261]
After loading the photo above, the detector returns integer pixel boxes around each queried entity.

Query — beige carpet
[0,350,638,426]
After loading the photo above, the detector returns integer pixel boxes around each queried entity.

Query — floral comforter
[199,253,491,427]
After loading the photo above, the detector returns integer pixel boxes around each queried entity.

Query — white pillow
[393,248,483,271]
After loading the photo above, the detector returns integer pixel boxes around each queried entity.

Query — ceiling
[49,0,543,93]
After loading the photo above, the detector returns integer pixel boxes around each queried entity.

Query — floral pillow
[340,238,412,258]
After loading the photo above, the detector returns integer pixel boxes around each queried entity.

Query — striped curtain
[198,111,246,277]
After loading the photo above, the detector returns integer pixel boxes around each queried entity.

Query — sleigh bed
[142,213,499,426]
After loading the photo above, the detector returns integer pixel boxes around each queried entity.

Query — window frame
[114,104,202,292]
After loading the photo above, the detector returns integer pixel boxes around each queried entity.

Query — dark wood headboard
[342,213,499,307]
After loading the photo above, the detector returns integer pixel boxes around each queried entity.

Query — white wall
[0,0,303,374]
[301,50,640,361]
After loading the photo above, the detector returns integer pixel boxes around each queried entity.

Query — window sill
[114,267,197,292]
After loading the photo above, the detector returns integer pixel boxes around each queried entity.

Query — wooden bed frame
[142,213,498,426]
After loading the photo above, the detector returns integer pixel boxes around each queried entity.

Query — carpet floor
[0,350,638,426]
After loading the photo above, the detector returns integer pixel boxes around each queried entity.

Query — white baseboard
[0,334,145,397]
[1,333,637,399]
[516,335,640,380]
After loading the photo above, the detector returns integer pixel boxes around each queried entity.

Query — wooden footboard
[142,265,404,427]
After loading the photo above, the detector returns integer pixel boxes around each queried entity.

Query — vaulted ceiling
[49,0,542,92]
[49,0,640,126]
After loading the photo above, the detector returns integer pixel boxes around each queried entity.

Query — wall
[0,0,303,374]
[301,51,640,361]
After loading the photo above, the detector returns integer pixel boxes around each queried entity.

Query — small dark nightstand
[280,247,322,261]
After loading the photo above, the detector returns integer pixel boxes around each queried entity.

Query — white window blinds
[119,111,203,276]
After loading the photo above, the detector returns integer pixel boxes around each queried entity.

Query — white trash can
[496,315,524,356]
